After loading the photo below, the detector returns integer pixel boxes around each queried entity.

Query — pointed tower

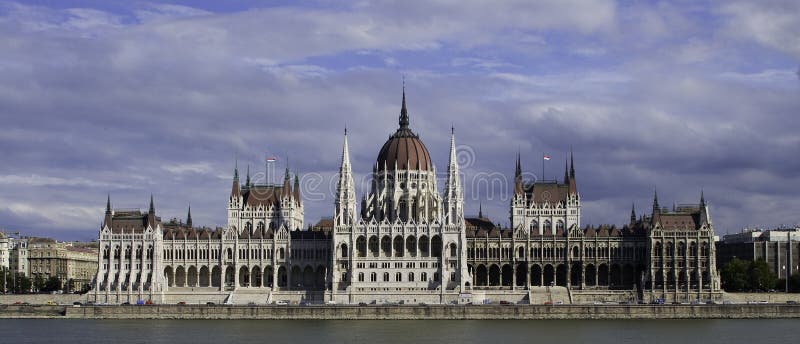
[568,149,577,195]
[282,167,292,199]
[147,194,157,228]
[231,162,241,198]
[186,204,193,228]
[630,203,636,226]
[103,195,113,228]
[563,156,570,184]
[443,126,463,225]
[514,152,523,196]
[245,165,251,188]
[335,129,357,226]
[699,190,711,225]
[293,174,301,205]
[651,188,661,224]
[478,202,483,219]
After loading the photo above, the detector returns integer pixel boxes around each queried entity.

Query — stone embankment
[0,304,795,320]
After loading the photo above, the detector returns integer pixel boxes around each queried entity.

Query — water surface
[0,319,796,344]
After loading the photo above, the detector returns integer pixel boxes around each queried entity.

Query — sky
[0,0,798,241]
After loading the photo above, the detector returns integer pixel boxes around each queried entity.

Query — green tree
[788,273,800,293]
[43,276,62,292]
[32,274,45,293]
[720,258,749,291]
[747,259,777,291]
[66,278,75,293]
[0,268,9,292]
[13,274,32,293]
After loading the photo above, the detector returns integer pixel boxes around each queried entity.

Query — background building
[717,227,799,280]
[28,238,98,292]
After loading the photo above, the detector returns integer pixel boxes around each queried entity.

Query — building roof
[375,89,432,171]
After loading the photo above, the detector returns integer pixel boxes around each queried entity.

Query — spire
[700,189,706,207]
[147,194,157,228]
[630,203,636,225]
[563,156,570,184]
[282,166,291,198]
[569,147,575,178]
[245,165,250,187]
[478,202,483,218]
[186,204,192,228]
[293,174,301,203]
[399,81,409,129]
[443,127,463,225]
[231,160,241,197]
[335,128,357,225]
[652,188,660,215]
[106,194,111,214]
[514,153,523,196]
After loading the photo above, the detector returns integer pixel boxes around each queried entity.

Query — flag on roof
[543,155,551,161]
[266,156,277,162]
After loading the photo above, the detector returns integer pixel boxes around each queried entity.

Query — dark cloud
[0,1,798,240]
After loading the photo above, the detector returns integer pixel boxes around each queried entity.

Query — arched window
[341,244,348,258]
[226,248,233,260]
[421,272,428,281]
[408,272,415,282]
[543,220,552,233]
[383,272,390,282]
[449,243,458,257]
[396,272,402,282]
[370,272,376,282]
[556,220,565,232]
[358,272,364,282]
[530,220,538,233]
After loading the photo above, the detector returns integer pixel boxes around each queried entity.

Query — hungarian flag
[543,155,551,161]
[266,156,277,162]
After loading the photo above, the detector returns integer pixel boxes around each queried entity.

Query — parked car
[205,301,215,306]
[499,301,512,305]
[73,301,83,306]
[786,301,798,305]
[121,301,131,306]
[177,301,187,305]
[274,300,289,305]
[247,302,257,306]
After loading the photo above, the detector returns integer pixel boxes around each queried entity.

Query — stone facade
[27,238,98,291]
[91,89,721,304]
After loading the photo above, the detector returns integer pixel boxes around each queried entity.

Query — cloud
[0,1,798,240]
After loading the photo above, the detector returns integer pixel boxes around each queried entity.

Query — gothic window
[530,220,538,233]
[358,272,364,282]
[341,244,348,258]
[370,272,377,282]
[556,220,564,232]
[450,243,457,257]
[383,272,390,282]
[421,272,428,282]
[396,272,402,282]
[408,272,415,282]
[543,220,552,233]
[399,200,408,222]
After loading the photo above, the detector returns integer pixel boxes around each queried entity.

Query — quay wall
[61,304,800,320]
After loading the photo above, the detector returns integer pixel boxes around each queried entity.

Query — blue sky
[0,0,798,240]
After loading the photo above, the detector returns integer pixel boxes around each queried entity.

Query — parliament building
[91,90,721,305]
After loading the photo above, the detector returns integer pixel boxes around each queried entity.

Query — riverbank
[3,304,800,320]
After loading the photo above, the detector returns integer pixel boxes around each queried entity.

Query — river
[0,319,796,344]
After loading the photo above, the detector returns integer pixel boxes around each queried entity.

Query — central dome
[375,90,433,171]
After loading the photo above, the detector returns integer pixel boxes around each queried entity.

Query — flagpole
[541,152,544,182]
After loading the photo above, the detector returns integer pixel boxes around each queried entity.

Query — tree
[789,273,800,293]
[13,274,32,293]
[33,275,45,293]
[720,258,749,291]
[748,259,777,291]
[66,278,75,293]
[43,276,62,292]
